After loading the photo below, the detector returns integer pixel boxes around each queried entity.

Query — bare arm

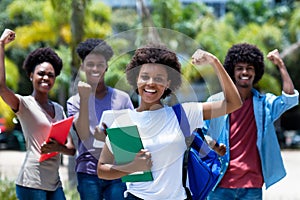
[0,29,20,111]
[74,81,92,140]
[192,49,242,120]
[267,49,295,94]
[97,144,152,180]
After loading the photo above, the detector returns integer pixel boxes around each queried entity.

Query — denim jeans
[207,187,262,200]
[16,185,66,200]
[77,172,126,200]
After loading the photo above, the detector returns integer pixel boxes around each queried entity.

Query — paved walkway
[263,150,300,200]
[0,150,300,200]
[0,151,70,185]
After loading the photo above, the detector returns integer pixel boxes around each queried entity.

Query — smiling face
[233,62,255,89]
[30,62,56,94]
[82,53,107,87]
[137,63,170,107]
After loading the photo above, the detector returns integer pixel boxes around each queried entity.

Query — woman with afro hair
[0,29,75,200]
[202,43,299,200]
[97,43,242,200]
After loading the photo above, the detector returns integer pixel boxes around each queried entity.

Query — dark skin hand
[212,143,226,156]
[94,122,108,141]
[41,138,63,154]
[41,136,75,156]
[204,135,227,156]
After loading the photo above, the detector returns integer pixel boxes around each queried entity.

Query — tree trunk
[280,41,300,59]
[136,0,161,44]
[68,0,86,188]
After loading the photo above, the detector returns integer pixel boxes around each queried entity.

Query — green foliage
[106,54,132,92]
[104,37,137,92]
[64,184,80,200]
[174,3,214,38]
[49,45,72,102]
[151,0,215,39]
[289,7,300,42]
[6,0,44,27]
[2,0,114,106]
[44,0,72,34]
[195,16,235,60]
[0,97,15,131]
[111,8,138,32]
[88,1,111,23]
[4,58,19,91]
[226,0,291,30]
[8,0,111,47]
[84,21,112,40]
[15,22,58,48]
[236,23,282,51]
[194,13,285,94]
[0,177,17,200]
[0,177,80,200]
[83,1,112,39]
[281,48,300,92]
[1,0,299,111]
[152,0,182,28]
[0,45,20,130]
[257,73,281,95]
[181,2,213,20]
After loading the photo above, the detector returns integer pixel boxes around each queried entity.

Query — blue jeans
[16,185,66,200]
[77,172,126,200]
[208,187,262,200]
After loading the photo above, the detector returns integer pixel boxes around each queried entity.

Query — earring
[30,78,32,81]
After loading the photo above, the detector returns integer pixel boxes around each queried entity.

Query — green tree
[0,0,114,134]
[226,0,291,30]
[0,51,19,131]
[2,0,112,102]
[152,0,182,29]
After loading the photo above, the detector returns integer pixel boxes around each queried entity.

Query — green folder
[106,125,153,182]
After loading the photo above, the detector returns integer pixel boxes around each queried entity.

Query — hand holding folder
[39,116,74,162]
[106,125,153,182]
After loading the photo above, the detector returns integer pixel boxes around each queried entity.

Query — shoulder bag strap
[172,104,193,200]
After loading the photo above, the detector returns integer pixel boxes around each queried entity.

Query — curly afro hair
[126,43,181,99]
[224,43,264,85]
[22,47,63,77]
[76,38,114,63]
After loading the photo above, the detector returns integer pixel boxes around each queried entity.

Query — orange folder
[39,116,74,162]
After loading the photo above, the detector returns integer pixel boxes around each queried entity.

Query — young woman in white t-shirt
[97,43,242,200]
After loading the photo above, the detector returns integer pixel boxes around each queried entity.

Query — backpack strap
[182,146,192,200]
[194,127,220,150]
[172,104,192,200]
[172,104,190,137]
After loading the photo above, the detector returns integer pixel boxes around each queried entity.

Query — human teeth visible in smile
[91,73,100,77]
[145,89,156,93]
[241,76,249,80]
[41,83,48,86]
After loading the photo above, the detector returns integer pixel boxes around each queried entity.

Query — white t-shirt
[101,102,203,200]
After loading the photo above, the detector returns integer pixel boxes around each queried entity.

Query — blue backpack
[172,104,221,200]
